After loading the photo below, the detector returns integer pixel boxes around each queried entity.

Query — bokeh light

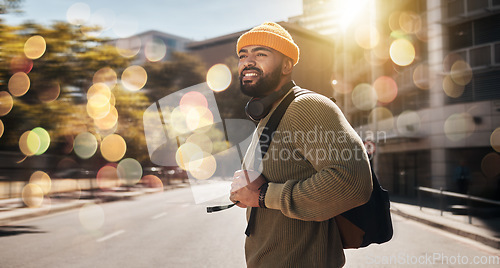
[74,132,98,159]
[169,106,190,134]
[19,130,40,156]
[206,64,232,92]
[93,67,118,89]
[24,35,46,60]
[186,133,213,154]
[117,158,143,186]
[444,113,475,141]
[481,153,500,178]
[0,91,14,116]
[38,82,60,103]
[188,153,217,180]
[390,39,415,66]
[169,91,215,133]
[29,171,51,195]
[87,82,111,101]
[89,8,116,32]
[140,175,163,190]
[413,64,430,90]
[66,2,91,25]
[179,91,208,113]
[450,60,473,86]
[390,30,409,40]
[186,106,214,132]
[97,164,121,190]
[10,56,33,74]
[389,11,402,31]
[100,134,126,162]
[121,65,147,91]
[397,110,421,135]
[94,106,119,130]
[87,94,111,119]
[490,128,500,152]
[32,127,50,155]
[8,72,30,97]
[79,203,105,231]
[373,76,398,104]
[0,120,4,138]
[115,36,141,58]
[355,25,380,49]
[176,142,203,170]
[351,83,377,110]
[368,107,394,131]
[22,183,44,208]
[442,75,465,98]
[443,53,463,72]
[399,11,422,34]
[145,37,167,62]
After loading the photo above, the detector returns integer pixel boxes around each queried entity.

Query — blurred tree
[113,85,151,163]
[143,51,206,102]
[0,21,155,167]
[0,0,23,14]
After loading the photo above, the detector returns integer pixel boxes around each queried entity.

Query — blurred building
[291,0,500,198]
[187,22,336,97]
[108,30,192,65]
[289,0,344,36]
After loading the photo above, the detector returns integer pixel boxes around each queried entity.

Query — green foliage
[0,21,138,161]
[143,52,206,102]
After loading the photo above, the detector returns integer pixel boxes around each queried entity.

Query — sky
[2,0,303,41]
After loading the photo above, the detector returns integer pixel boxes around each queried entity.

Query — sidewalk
[390,197,500,249]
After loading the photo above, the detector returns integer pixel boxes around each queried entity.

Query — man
[230,22,372,267]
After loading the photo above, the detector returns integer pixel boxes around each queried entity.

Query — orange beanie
[236,22,300,66]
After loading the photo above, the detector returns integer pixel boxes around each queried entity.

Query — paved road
[0,186,247,268]
[1,185,499,267]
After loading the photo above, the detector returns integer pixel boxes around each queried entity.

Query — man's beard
[239,66,281,98]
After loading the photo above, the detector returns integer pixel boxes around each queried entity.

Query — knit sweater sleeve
[264,94,372,221]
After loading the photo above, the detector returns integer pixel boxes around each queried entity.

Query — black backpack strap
[245,87,313,236]
[257,88,311,160]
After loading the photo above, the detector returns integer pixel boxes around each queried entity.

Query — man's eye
[257,53,267,57]
[239,55,247,59]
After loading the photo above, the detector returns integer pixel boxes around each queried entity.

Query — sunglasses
[206,201,239,213]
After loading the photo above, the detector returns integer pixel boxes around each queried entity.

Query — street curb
[390,206,500,250]
[0,200,92,226]
[0,188,164,226]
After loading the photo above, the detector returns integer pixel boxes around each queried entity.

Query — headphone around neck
[245,81,296,121]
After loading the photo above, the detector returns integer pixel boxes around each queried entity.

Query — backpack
[252,86,393,248]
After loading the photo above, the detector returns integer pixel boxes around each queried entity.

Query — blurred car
[143,166,187,184]
[52,168,96,179]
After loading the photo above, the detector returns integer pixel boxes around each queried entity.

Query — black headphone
[245,81,295,121]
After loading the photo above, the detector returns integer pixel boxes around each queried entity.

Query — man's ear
[281,57,293,75]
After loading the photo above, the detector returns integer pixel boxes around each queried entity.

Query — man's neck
[270,79,294,110]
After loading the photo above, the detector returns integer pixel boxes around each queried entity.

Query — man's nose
[242,55,256,67]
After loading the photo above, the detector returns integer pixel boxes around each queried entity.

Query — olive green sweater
[242,89,372,268]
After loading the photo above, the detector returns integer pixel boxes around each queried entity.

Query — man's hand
[230,170,266,208]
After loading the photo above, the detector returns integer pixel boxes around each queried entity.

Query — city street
[1,186,499,267]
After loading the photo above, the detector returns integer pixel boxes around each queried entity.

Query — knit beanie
[236,22,300,66]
